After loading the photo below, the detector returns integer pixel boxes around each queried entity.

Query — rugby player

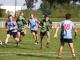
[28,13,39,45]
[39,15,52,49]
[54,13,77,60]
[16,11,27,42]
[4,15,19,46]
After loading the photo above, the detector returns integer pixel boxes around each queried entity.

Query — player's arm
[27,20,30,28]
[5,21,8,30]
[9,21,18,30]
[5,20,11,31]
[35,18,40,24]
[54,24,60,38]
[39,20,45,28]
[22,19,28,29]
[73,25,77,39]
[5,21,7,29]
[13,21,18,29]
[24,23,28,29]
[48,20,53,29]
[38,22,42,28]
[34,18,40,28]
[22,18,27,25]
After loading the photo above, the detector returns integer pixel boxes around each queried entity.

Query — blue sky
[0,0,42,11]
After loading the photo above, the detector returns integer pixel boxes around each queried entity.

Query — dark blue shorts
[7,30,17,38]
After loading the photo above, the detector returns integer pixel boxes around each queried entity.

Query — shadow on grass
[0,43,40,51]
[16,53,55,59]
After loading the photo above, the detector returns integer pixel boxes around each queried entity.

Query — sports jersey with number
[40,19,52,32]
[28,18,38,30]
[60,20,76,39]
[5,20,17,32]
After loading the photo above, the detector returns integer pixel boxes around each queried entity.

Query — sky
[0,0,42,12]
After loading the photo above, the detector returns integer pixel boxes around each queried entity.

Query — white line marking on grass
[0,54,15,56]
[0,51,72,54]
[0,51,79,54]
[0,52,79,57]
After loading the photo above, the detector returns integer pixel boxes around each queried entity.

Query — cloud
[0,0,42,11]
[0,0,25,6]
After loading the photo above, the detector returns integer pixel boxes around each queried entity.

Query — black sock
[16,42,19,46]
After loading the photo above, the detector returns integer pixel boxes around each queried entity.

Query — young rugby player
[4,15,19,46]
[54,13,77,60]
[39,15,52,49]
[16,11,27,42]
[28,13,39,45]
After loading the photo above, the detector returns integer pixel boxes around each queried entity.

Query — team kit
[0,11,77,60]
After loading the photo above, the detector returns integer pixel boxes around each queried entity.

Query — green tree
[40,0,51,15]
[57,0,71,4]
[40,0,72,15]
[25,0,38,13]
[41,0,71,7]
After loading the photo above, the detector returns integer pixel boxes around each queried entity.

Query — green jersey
[16,18,27,31]
[40,19,52,32]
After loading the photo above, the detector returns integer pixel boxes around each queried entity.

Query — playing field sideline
[0,29,80,60]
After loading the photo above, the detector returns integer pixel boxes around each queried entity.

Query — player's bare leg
[68,43,77,60]
[57,45,64,59]
[46,31,50,48]
[5,34,10,45]
[32,32,38,44]
[17,32,21,42]
[35,33,38,43]
[13,32,21,46]
[40,36,44,49]
[2,34,11,47]
[15,37,20,46]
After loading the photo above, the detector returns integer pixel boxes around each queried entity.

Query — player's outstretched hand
[54,34,57,38]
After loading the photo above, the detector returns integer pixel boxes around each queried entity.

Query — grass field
[0,29,80,60]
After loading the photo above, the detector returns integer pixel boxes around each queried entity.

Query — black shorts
[60,38,73,45]
[18,30,25,36]
[20,32,25,36]
[31,30,38,34]
[7,30,17,38]
[40,31,47,37]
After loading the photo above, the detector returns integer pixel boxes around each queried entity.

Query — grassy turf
[0,29,80,60]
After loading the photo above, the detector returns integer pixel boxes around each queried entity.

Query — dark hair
[44,15,49,18]
[65,13,71,19]
[8,15,12,18]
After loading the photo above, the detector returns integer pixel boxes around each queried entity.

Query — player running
[28,13,39,45]
[16,11,27,42]
[4,15,19,47]
[39,15,52,49]
[54,13,77,60]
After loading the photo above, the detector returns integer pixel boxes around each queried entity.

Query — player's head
[8,15,13,21]
[44,15,49,21]
[65,13,71,20]
[30,13,34,19]
[19,11,24,16]
[18,15,23,20]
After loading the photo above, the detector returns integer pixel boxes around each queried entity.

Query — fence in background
[0,21,80,29]
[0,21,6,28]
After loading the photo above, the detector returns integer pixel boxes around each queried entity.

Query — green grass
[0,29,80,60]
